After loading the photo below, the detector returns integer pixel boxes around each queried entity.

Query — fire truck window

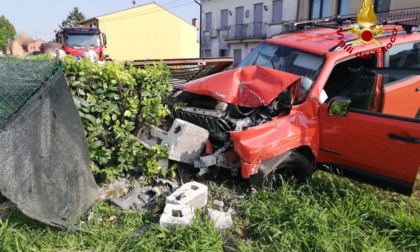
[324,55,377,111]
[383,42,420,86]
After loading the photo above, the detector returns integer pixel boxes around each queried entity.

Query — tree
[59,7,86,30]
[0,15,16,53]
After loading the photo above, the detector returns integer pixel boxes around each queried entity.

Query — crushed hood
[181,65,301,108]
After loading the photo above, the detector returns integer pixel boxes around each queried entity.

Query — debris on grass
[213,200,224,211]
[98,177,132,201]
[111,181,161,212]
[207,208,233,231]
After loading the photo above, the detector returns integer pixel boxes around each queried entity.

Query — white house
[200,0,420,67]
[200,0,299,67]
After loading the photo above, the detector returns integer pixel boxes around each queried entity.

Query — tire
[263,152,313,188]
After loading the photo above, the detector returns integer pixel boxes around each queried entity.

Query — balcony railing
[223,23,268,41]
[283,8,420,31]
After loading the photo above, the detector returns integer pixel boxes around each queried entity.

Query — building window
[221,10,228,29]
[337,0,351,15]
[272,0,283,24]
[219,49,228,57]
[374,0,390,13]
[205,12,212,31]
[233,49,242,67]
[310,0,331,19]
[204,49,212,58]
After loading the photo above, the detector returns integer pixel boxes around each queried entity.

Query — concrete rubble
[160,181,208,229]
[109,178,179,212]
[139,119,209,165]
[111,181,161,211]
[207,208,233,231]
[98,177,132,201]
[213,200,224,211]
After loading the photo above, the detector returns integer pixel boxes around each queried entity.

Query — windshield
[64,34,101,49]
[239,42,324,100]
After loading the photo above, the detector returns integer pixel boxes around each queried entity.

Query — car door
[382,42,420,118]
[318,54,420,196]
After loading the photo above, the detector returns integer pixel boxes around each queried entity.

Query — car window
[324,55,378,111]
[383,42,420,86]
[239,42,324,102]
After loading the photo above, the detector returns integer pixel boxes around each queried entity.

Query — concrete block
[208,208,233,231]
[138,119,209,165]
[159,204,195,230]
[166,181,208,209]
[162,119,209,164]
[138,125,168,149]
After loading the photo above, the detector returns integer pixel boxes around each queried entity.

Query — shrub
[62,57,174,181]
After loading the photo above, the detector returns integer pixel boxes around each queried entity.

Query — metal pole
[194,0,202,58]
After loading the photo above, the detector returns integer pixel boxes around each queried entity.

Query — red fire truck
[56,28,107,61]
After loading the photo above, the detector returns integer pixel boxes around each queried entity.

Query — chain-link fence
[0,57,59,126]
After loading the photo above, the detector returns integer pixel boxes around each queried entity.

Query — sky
[0,0,200,41]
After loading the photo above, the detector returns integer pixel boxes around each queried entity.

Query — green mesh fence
[0,56,60,126]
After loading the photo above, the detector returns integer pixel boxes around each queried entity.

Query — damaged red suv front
[166,43,324,186]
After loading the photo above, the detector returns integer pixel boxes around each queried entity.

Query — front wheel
[262,152,313,188]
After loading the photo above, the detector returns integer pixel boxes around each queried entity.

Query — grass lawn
[0,172,419,252]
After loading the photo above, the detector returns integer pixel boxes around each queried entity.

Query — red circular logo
[361,30,373,42]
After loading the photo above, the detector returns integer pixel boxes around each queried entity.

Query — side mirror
[328,96,351,116]
[102,33,107,47]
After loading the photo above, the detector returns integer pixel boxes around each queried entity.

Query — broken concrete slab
[208,208,233,231]
[160,204,195,230]
[138,119,209,165]
[166,181,208,209]
[111,181,160,211]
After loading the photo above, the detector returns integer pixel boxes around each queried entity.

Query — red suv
[167,21,420,195]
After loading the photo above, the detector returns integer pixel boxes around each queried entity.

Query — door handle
[416,87,420,92]
[389,133,420,144]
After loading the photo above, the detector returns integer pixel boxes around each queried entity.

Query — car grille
[174,108,231,133]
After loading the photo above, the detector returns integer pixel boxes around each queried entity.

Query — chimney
[192,18,198,28]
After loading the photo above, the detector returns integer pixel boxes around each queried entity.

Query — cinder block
[159,204,195,230]
[208,208,233,231]
[162,119,209,164]
[138,119,209,165]
[166,181,208,209]
[138,125,168,149]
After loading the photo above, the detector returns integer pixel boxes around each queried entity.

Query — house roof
[80,2,196,28]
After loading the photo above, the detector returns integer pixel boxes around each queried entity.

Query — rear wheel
[263,152,313,189]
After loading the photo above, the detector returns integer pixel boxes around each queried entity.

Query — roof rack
[286,15,418,32]
[292,15,357,30]
[377,18,419,34]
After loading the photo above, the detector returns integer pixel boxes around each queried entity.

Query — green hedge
[62,57,175,181]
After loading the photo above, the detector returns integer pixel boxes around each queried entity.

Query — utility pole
[194,0,202,58]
